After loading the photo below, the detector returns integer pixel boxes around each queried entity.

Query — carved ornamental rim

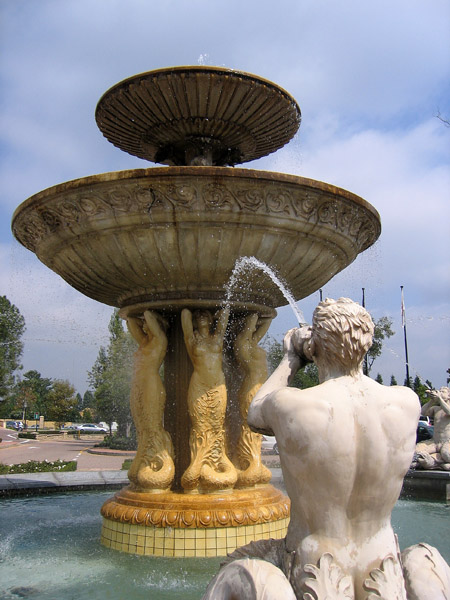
[13,167,379,217]
[100,485,290,529]
[12,167,381,254]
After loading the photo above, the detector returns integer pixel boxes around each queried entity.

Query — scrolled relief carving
[100,496,289,529]
[39,208,61,231]
[363,555,407,600]
[142,182,198,210]
[336,208,355,234]
[265,189,293,215]
[58,200,82,223]
[302,553,354,600]
[317,201,338,227]
[79,196,102,216]
[236,188,265,212]
[294,194,319,220]
[13,176,379,257]
[202,183,236,210]
[13,214,47,253]
[107,186,135,211]
[356,222,378,252]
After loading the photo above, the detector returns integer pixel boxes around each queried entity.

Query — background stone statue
[181,307,237,492]
[202,298,450,600]
[233,313,272,487]
[127,310,174,491]
[415,386,450,470]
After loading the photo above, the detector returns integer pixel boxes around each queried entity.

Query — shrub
[96,434,137,451]
[0,459,77,474]
[18,432,36,439]
[122,459,133,470]
[36,430,62,435]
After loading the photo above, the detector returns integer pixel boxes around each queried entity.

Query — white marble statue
[202,298,450,600]
[415,386,450,471]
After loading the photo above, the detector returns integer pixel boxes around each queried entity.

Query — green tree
[0,296,26,408]
[390,375,398,386]
[82,408,94,422]
[366,317,394,375]
[413,375,433,406]
[46,380,79,425]
[404,376,413,389]
[375,373,383,384]
[12,370,52,419]
[264,335,319,389]
[82,390,95,409]
[88,310,136,436]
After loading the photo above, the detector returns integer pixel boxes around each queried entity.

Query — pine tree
[0,296,26,408]
[88,310,136,436]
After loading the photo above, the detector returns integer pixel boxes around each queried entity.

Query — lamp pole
[400,286,410,386]
[362,288,369,376]
[22,400,28,428]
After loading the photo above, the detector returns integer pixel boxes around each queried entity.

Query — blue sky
[1,0,449,393]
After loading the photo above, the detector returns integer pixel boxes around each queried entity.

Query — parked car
[416,423,434,443]
[99,421,118,432]
[76,423,108,433]
[6,421,18,430]
[261,435,277,452]
[419,416,432,427]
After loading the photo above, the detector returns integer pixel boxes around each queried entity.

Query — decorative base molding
[100,484,290,557]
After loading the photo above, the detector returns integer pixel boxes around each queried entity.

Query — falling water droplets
[225,256,307,325]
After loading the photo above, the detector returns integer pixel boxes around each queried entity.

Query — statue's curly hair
[310,298,374,375]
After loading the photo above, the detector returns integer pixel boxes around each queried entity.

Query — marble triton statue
[415,386,450,471]
[202,298,450,600]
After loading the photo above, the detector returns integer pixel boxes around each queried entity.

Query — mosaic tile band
[101,515,290,557]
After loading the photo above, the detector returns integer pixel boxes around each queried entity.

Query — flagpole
[400,286,411,386]
[362,288,369,376]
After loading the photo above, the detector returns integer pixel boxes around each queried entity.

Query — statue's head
[194,310,212,333]
[307,298,374,375]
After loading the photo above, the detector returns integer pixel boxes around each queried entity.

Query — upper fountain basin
[95,66,301,166]
[12,167,381,313]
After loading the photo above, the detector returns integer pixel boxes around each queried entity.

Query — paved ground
[0,428,132,471]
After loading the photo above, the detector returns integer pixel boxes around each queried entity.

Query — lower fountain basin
[12,167,380,311]
[0,490,448,600]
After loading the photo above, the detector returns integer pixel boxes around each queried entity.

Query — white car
[261,435,277,452]
[77,423,108,433]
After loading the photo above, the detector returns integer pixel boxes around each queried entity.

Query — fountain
[11,66,381,558]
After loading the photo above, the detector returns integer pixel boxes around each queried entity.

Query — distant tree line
[0,295,80,425]
[1,294,446,432]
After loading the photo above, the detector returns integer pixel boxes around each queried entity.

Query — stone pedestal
[101,485,289,557]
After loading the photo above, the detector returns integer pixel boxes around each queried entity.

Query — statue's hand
[283,326,312,360]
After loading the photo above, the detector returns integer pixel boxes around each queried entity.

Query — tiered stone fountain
[12,66,381,557]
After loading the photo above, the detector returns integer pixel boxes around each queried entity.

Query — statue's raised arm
[127,315,147,345]
[214,305,230,340]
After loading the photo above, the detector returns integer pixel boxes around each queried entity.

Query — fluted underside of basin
[95,66,301,166]
[12,167,381,310]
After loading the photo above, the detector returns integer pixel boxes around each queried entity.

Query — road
[0,428,280,472]
[0,428,128,471]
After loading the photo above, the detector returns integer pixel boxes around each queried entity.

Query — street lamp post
[22,400,28,428]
